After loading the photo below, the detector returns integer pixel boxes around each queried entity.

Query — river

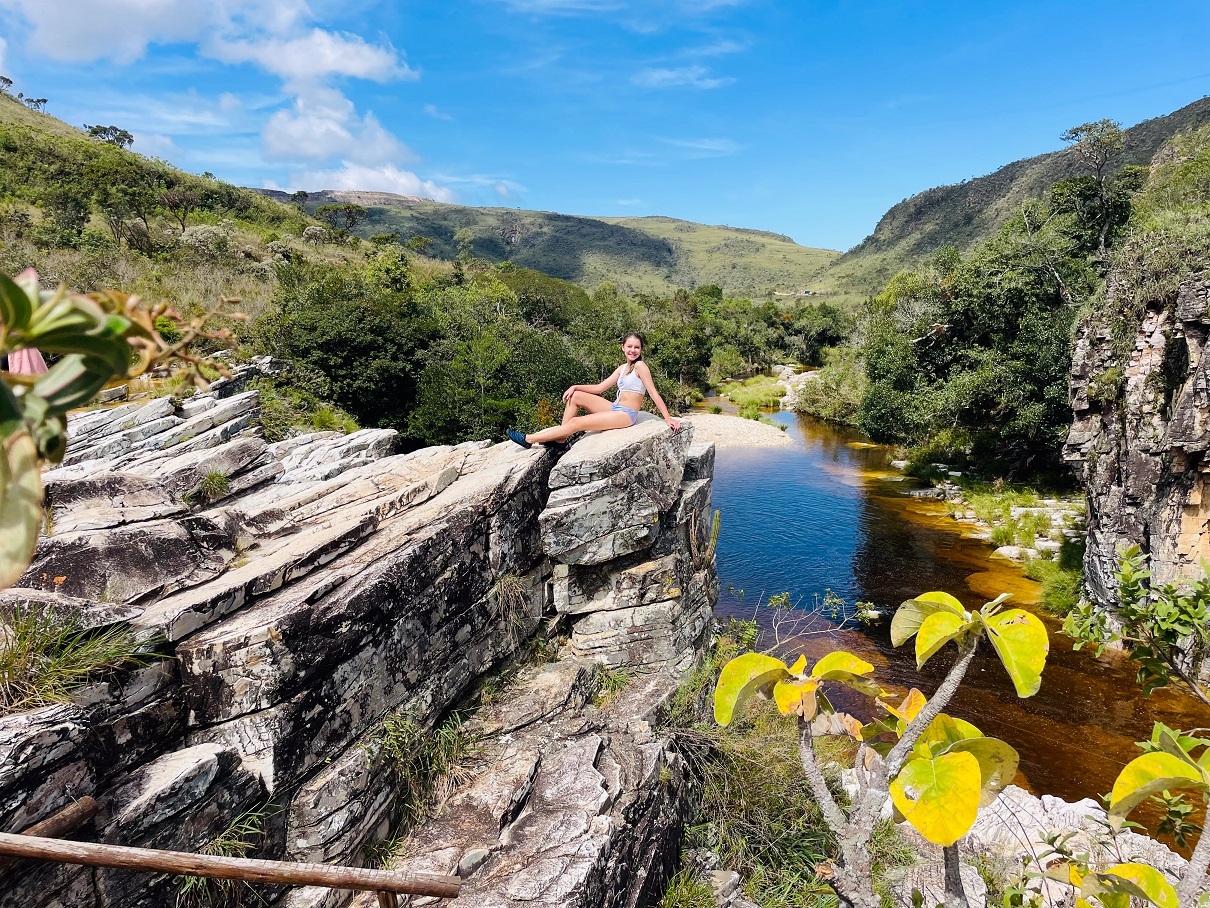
[705,401,1210,814]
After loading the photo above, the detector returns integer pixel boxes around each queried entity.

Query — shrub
[0,604,149,716]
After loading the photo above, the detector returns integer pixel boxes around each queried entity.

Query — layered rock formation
[0,383,717,908]
[1065,271,1210,606]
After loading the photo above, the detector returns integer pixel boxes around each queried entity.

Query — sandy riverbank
[684,412,792,448]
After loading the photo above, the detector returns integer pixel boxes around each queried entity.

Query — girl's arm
[563,366,621,401]
[636,362,681,431]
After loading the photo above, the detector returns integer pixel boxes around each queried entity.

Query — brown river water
[702,400,1210,829]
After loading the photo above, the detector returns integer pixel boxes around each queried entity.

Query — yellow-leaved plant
[713,590,1048,908]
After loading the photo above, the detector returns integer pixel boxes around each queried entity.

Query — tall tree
[85,124,134,149]
[1061,119,1125,258]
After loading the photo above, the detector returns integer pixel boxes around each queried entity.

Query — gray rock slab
[44,472,184,534]
[19,513,238,604]
[548,421,693,490]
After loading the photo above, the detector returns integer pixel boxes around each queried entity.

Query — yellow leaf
[916,611,967,668]
[983,608,1048,697]
[773,677,820,718]
[891,591,964,647]
[1108,752,1208,829]
[1097,864,1179,908]
[787,654,808,676]
[0,429,42,589]
[811,711,863,739]
[889,751,981,846]
[811,651,874,680]
[713,653,791,726]
[949,736,1019,807]
[884,688,928,723]
[916,591,966,613]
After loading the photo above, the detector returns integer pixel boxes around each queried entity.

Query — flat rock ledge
[0,387,717,908]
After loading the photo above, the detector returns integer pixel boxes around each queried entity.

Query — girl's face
[623,337,642,362]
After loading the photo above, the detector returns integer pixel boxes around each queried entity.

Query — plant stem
[796,716,880,908]
[943,843,969,908]
[1177,822,1210,908]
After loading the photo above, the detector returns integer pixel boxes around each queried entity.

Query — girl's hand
[666,416,682,432]
[562,385,578,403]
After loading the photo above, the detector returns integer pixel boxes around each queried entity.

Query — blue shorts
[610,402,638,425]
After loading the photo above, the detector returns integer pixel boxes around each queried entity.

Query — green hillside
[256,190,840,299]
[809,96,1210,307]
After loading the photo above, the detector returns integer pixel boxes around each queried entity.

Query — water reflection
[706,403,1210,813]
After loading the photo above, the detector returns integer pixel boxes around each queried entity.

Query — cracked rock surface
[1,381,716,908]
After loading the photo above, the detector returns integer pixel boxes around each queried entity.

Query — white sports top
[617,365,645,395]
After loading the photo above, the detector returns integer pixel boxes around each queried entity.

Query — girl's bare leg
[527,410,631,443]
[563,390,612,423]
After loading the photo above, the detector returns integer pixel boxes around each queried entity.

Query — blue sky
[0,0,1207,251]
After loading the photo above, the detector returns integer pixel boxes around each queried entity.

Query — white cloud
[631,65,733,89]
[132,132,179,155]
[0,36,7,74]
[295,162,455,202]
[263,86,412,165]
[617,198,642,206]
[660,136,740,157]
[424,103,454,121]
[210,29,415,84]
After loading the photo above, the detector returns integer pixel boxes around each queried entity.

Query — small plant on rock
[714,590,1049,908]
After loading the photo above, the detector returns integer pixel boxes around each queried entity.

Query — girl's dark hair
[622,333,644,375]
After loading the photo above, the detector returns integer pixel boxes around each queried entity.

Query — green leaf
[916,610,967,668]
[32,355,113,414]
[714,653,791,726]
[0,378,21,432]
[891,591,965,647]
[0,429,42,589]
[949,736,1020,807]
[1108,752,1208,829]
[890,750,981,846]
[0,270,33,332]
[982,608,1048,697]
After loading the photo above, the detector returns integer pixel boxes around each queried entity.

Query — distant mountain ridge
[253,189,840,300]
[808,96,1210,304]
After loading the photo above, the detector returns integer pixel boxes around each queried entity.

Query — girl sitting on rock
[508,333,681,448]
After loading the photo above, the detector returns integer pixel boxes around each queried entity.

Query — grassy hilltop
[809,96,1210,307]
[256,189,840,300]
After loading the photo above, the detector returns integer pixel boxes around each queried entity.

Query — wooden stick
[0,797,100,871]
[18,797,98,839]
[378,891,400,908]
[0,834,460,897]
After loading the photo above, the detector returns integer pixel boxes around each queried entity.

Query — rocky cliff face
[0,377,716,908]
[1065,270,1210,606]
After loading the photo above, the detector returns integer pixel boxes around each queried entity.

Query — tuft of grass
[174,803,272,908]
[492,573,530,651]
[363,710,480,865]
[708,404,723,414]
[1023,540,1085,616]
[658,865,717,908]
[185,471,230,507]
[594,663,636,707]
[0,605,150,716]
